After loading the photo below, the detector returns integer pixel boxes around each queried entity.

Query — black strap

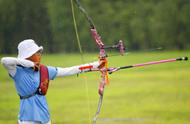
[19,90,41,100]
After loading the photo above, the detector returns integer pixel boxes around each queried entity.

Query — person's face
[27,50,42,63]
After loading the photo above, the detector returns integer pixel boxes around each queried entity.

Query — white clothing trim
[1,57,99,78]
[1,57,34,77]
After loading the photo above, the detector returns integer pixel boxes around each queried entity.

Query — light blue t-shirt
[11,66,57,124]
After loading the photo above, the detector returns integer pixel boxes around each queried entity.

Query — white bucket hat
[17,39,43,59]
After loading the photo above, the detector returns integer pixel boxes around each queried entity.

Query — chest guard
[19,65,49,99]
[38,64,49,95]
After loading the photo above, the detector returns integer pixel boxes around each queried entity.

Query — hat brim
[38,46,43,52]
[18,46,43,59]
[27,46,43,58]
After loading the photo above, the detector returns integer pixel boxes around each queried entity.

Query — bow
[89,19,110,124]
[71,1,189,124]
[73,1,108,123]
[72,0,125,123]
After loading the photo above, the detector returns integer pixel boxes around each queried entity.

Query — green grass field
[0,51,190,124]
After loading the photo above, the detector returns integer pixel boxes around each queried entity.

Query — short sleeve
[47,66,57,80]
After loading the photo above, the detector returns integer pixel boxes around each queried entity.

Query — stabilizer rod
[108,56,188,74]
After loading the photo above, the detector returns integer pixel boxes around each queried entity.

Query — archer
[1,39,104,124]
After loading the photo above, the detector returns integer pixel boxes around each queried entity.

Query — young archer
[1,39,103,124]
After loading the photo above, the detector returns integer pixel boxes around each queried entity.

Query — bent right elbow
[1,57,6,65]
[1,57,14,66]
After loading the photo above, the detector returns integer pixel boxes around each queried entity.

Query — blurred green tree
[0,0,190,54]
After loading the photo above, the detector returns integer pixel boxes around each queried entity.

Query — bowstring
[70,0,91,123]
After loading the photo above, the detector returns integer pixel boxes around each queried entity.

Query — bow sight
[103,40,126,56]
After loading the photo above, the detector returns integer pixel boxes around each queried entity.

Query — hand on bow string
[33,62,40,71]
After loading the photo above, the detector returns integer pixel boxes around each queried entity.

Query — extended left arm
[56,61,99,77]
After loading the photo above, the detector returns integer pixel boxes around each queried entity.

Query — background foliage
[0,0,190,54]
